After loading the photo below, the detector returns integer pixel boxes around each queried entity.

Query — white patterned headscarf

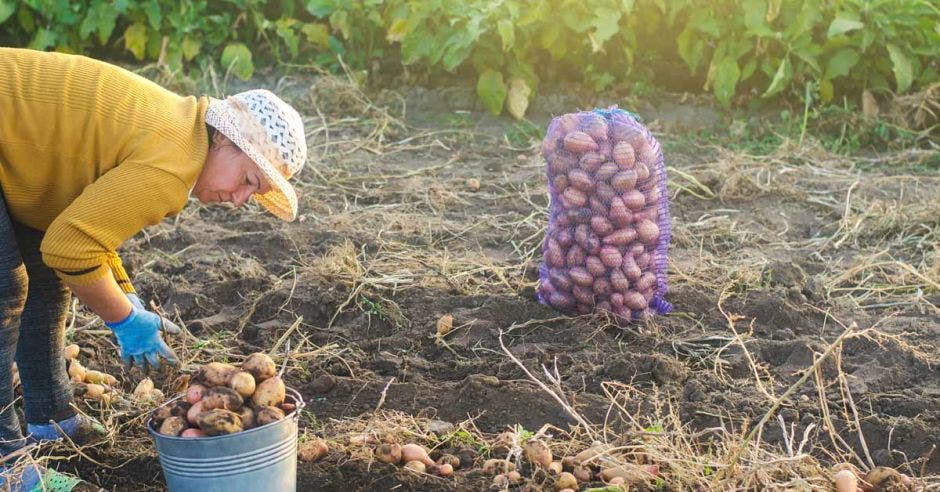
[205,89,307,221]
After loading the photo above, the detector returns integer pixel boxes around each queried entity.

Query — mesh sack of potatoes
[537,107,672,322]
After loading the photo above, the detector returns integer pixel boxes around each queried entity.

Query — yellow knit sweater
[0,48,209,292]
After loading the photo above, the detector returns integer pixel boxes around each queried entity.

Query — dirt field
[42,75,938,490]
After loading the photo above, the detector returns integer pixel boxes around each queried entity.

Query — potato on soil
[255,406,285,426]
[197,362,239,387]
[63,344,81,361]
[159,416,187,437]
[400,443,434,466]
[375,443,402,464]
[437,454,460,469]
[228,371,256,398]
[404,460,426,473]
[298,439,328,463]
[84,370,117,386]
[133,378,154,399]
[482,458,515,475]
[196,409,243,436]
[435,463,454,477]
[201,386,243,411]
[524,439,553,468]
[252,376,286,407]
[556,472,577,490]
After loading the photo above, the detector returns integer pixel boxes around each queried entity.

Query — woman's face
[194,133,271,207]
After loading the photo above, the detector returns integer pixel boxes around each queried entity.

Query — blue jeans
[0,191,74,455]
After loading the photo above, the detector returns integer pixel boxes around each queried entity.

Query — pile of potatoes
[373,442,456,478]
[151,353,294,438]
[486,440,659,491]
[538,110,668,322]
[63,344,141,405]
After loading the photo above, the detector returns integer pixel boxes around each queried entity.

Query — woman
[0,47,307,490]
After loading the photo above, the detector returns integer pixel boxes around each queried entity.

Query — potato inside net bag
[537,107,672,322]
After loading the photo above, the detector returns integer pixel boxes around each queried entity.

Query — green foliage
[1,0,936,113]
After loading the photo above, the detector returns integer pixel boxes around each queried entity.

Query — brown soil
[43,80,939,490]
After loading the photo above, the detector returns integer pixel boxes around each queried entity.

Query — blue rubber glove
[127,293,181,334]
[105,296,179,369]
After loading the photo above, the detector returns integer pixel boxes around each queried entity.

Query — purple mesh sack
[537,107,672,322]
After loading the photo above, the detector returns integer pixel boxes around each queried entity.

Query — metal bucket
[148,387,305,492]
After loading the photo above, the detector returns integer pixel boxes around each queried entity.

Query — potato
[571,285,594,305]
[180,428,206,438]
[561,187,588,208]
[84,370,117,386]
[68,360,86,382]
[404,460,426,473]
[568,267,593,287]
[375,443,402,464]
[280,402,296,413]
[603,228,637,246]
[585,256,606,277]
[546,293,575,310]
[579,113,608,141]
[186,384,206,404]
[610,170,638,192]
[159,416,187,437]
[635,272,657,292]
[196,409,243,436]
[621,256,642,281]
[548,150,578,175]
[561,244,587,266]
[592,278,611,296]
[562,131,597,153]
[612,141,635,168]
[624,291,647,310]
[63,344,81,361]
[197,362,239,387]
[482,459,515,475]
[545,239,565,268]
[187,400,205,425]
[506,470,523,485]
[548,269,573,291]
[133,378,155,399]
[610,293,624,309]
[228,371,256,398]
[594,162,619,181]
[567,169,594,192]
[556,472,578,490]
[548,461,563,475]
[599,246,623,268]
[201,386,243,411]
[595,182,616,202]
[578,152,605,173]
[572,464,593,482]
[608,269,630,292]
[635,219,660,245]
[635,251,651,268]
[237,406,256,429]
[437,454,460,469]
[435,463,454,477]
[608,197,632,227]
[151,405,173,425]
[524,439,553,468]
[635,162,650,181]
[554,227,574,248]
[298,439,329,463]
[252,376,286,407]
[255,406,285,426]
[84,383,106,399]
[400,443,434,466]
[589,196,609,215]
[590,216,613,236]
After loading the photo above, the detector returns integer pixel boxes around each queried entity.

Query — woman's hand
[105,300,179,369]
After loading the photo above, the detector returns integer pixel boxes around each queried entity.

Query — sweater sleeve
[40,162,191,288]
